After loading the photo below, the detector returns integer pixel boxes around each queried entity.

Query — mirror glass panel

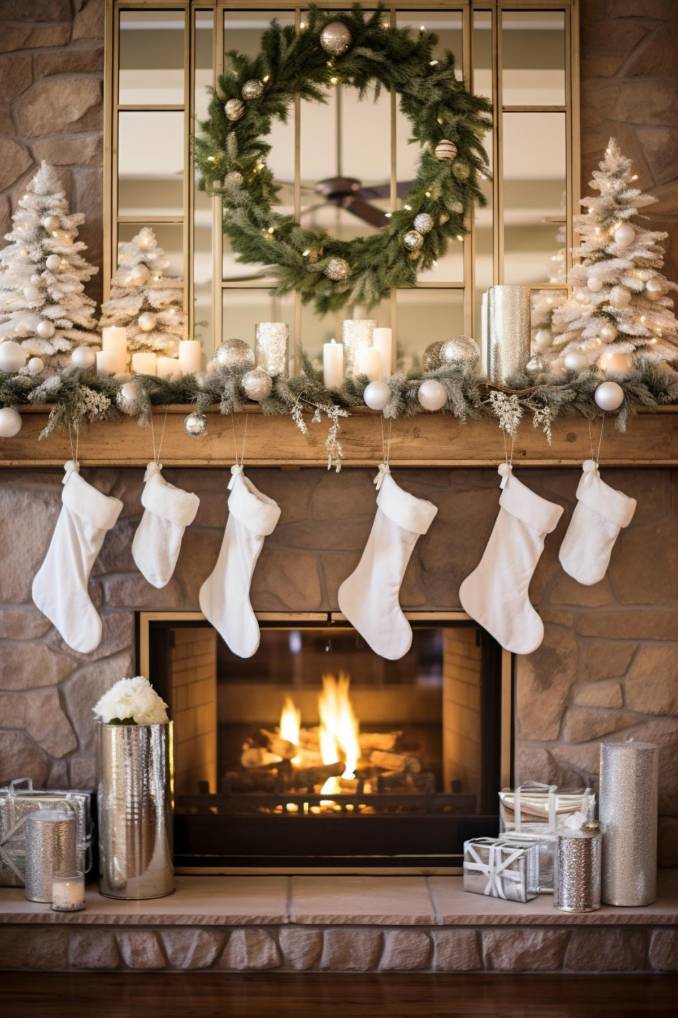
[194,11,214,347]
[395,289,464,371]
[473,11,493,329]
[118,111,183,216]
[502,11,565,107]
[119,11,184,105]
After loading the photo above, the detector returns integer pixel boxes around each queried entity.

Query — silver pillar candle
[555,822,602,913]
[341,319,375,377]
[254,322,289,377]
[481,285,531,384]
[600,741,658,906]
[25,810,76,903]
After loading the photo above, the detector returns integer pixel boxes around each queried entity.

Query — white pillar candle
[323,338,344,389]
[51,870,85,912]
[156,356,182,381]
[372,327,393,378]
[356,346,382,382]
[96,350,117,377]
[178,339,202,376]
[101,326,128,373]
[131,351,158,376]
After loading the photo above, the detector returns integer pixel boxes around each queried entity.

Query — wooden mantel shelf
[2,405,678,468]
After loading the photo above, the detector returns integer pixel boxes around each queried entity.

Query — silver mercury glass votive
[254,322,289,377]
[481,285,531,384]
[25,810,77,903]
[341,319,376,377]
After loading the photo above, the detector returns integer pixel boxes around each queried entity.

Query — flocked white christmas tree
[100,227,186,355]
[543,139,678,377]
[0,161,99,366]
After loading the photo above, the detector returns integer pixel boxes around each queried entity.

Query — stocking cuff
[141,467,200,528]
[499,470,563,535]
[62,467,123,531]
[576,460,636,529]
[377,473,438,535]
[228,472,281,536]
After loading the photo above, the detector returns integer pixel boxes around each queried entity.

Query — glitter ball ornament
[71,346,97,370]
[0,407,22,437]
[363,380,391,411]
[594,380,624,412]
[36,319,56,340]
[225,98,245,122]
[242,79,264,100]
[185,411,207,438]
[215,337,255,371]
[533,328,552,353]
[224,170,244,189]
[45,254,61,272]
[324,257,350,281]
[613,222,635,249]
[43,215,60,232]
[645,277,665,301]
[417,378,447,412]
[320,20,352,56]
[434,139,457,161]
[599,348,634,377]
[116,380,144,415]
[422,341,443,371]
[26,356,44,376]
[452,161,470,181]
[564,350,590,374]
[609,285,631,309]
[0,341,27,373]
[128,263,150,287]
[404,230,424,252]
[138,311,157,332]
[599,322,618,343]
[438,336,479,368]
[241,366,272,401]
[587,275,603,292]
[413,213,434,235]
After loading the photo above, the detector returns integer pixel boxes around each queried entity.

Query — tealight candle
[356,346,382,382]
[101,326,128,374]
[131,351,157,376]
[178,339,202,376]
[323,338,344,389]
[96,350,117,377]
[156,356,182,380]
[372,327,393,378]
[51,870,85,912]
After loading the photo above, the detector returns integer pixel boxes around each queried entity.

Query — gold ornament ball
[215,337,255,371]
[594,380,624,412]
[242,79,264,100]
[422,341,443,371]
[413,212,434,235]
[439,336,479,368]
[320,20,352,56]
[609,285,631,309]
[599,322,618,343]
[598,347,634,378]
[452,161,471,181]
[225,98,245,122]
[417,378,447,412]
[224,170,244,189]
[36,319,55,340]
[241,367,273,402]
[324,257,350,281]
[434,139,457,161]
[138,311,157,332]
[45,254,61,272]
[185,411,208,438]
[404,229,424,252]
[645,277,666,301]
[613,222,635,249]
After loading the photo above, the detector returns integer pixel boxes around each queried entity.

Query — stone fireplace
[0,464,677,868]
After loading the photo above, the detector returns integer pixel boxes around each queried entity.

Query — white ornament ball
[26,356,44,376]
[116,380,144,416]
[599,322,618,343]
[185,411,207,438]
[434,139,457,161]
[45,254,61,272]
[36,319,56,340]
[598,348,634,378]
[242,79,264,100]
[404,229,424,252]
[215,338,255,371]
[594,380,624,412]
[413,212,434,235]
[320,20,352,56]
[0,407,22,438]
[563,350,590,374]
[0,341,27,373]
[71,345,97,370]
[613,222,635,249]
[23,286,42,303]
[324,257,351,281]
[43,215,60,232]
[645,277,666,301]
[533,329,552,353]
[609,285,631,309]
[138,311,157,332]
[363,380,391,411]
[224,98,245,122]
[128,263,150,286]
[417,378,447,412]
[587,275,604,292]
[241,367,273,402]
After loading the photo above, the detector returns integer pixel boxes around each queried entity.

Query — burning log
[241,747,281,769]
[359,731,402,752]
[260,729,298,759]
[368,750,422,774]
[292,761,343,790]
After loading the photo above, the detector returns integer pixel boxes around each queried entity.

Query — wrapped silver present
[463,836,539,903]
[0,778,93,887]
[497,830,556,893]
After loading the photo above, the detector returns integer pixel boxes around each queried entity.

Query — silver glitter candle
[481,285,531,384]
[341,319,375,377]
[25,810,76,903]
[555,822,602,913]
[255,322,289,377]
[600,741,658,906]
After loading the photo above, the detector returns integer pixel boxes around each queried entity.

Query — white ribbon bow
[374,462,390,491]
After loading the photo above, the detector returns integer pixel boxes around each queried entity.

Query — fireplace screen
[141,613,511,870]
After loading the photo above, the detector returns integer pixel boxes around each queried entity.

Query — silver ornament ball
[224,170,244,189]
[563,350,590,374]
[324,257,350,281]
[241,367,273,402]
[404,229,424,252]
[526,355,544,375]
[434,139,457,161]
[116,380,144,416]
[185,411,207,438]
[320,20,352,56]
[225,98,245,122]
[438,336,479,368]
[594,380,624,412]
[138,311,157,332]
[71,345,97,370]
[417,378,447,412]
[215,337,255,371]
[413,213,434,236]
[0,341,27,373]
[26,356,44,377]
[422,341,443,371]
[36,319,56,340]
[0,406,22,438]
[363,380,391,412]
[242,79,264,100]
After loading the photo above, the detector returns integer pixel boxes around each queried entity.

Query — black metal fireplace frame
[137,611,513,872]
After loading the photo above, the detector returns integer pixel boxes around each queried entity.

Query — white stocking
[559,460,636,585]
[132,463,200,589]
[199,466,281,658]
[32,461,123,653]
[337,466,438,660]
[459,464,563,655]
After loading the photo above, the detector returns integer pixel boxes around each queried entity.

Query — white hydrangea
[93,675,169,725]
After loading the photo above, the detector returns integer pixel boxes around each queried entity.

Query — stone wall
[0,465,676,862]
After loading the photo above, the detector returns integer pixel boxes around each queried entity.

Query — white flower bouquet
[93,675,169,725]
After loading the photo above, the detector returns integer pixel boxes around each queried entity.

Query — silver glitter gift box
[463,837,539,903]
[0,778,93,886]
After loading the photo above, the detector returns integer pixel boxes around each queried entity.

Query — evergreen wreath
[195,4,491,313]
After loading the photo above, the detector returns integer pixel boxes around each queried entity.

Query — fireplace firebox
[139,612,512,871]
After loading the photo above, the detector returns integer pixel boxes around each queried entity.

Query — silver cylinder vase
[481,285,531,384]
[97,722,174,900]
[600,741,658,907]
[25,810,77,903]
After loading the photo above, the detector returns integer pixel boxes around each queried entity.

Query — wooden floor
[3,973,678,1018]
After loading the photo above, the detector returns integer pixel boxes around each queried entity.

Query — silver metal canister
[555,821,602,913]
[97,722,174,900]
[25,810,76,903]
[600,741,658,906]
[481,285,531,383]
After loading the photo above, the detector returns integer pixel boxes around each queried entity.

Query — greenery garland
[195,4,491,313]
